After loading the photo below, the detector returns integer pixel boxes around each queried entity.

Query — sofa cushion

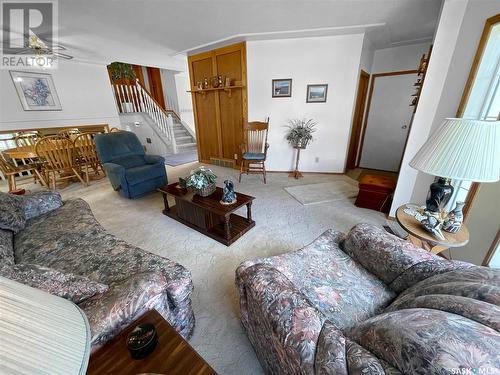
[0,263,108,303]
[0,229,14,266]
[348,308,500,374]
[342,223,437,285]
[0,192,25,233]
[125,162,165,186]
[239,229,396,331]
[22,190,63,220]
[112,155,146,169]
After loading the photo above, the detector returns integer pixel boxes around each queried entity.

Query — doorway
[359,70,417,172]
[346,70,370,170]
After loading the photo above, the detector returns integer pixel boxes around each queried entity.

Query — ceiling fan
[17,35,74,60]
[0,29,74,60]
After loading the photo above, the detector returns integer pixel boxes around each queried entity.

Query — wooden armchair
[0,152,46,192]
[74,132,105,183]
[35,136,87,190]
[58,128,81,141]
[239,120,269,184]
[15,131,39,148]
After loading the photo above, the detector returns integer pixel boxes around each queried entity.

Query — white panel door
[359,73,416,172]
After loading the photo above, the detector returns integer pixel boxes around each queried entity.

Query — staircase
[111,79,196,156]
[172,117,196,154]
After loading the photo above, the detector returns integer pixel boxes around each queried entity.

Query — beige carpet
[2,164,387,375]
[284,179,359,205]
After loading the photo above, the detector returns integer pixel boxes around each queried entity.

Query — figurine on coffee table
[220,180,237,205]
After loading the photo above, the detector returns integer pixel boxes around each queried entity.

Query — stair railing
[111,80,177,149]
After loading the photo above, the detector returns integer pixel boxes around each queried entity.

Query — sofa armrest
[236,263,326,374]
[144,154,165,165]
[341,223,438,285]
[102,162,126,191]
[22,191,63,220]
[80,272,169,348]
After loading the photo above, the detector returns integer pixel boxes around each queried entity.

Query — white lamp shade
[410,118,500,182]
[0,277,91,375]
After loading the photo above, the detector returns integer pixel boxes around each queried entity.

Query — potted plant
[285,118,317,149]
[185,166,217,197]
[109,62,136,82]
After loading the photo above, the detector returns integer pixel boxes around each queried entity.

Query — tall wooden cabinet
[188,42,248,166]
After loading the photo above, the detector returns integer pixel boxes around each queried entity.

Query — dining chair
[73,132,105,183]
[58,128,81,141]
[0,152,46,192]
[13,131,45,185]
[108,127,121,133]
[15,131,39,148]
[35,136,87,190]
[239,120,269,184]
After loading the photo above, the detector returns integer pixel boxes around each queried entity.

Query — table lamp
[0,276,91,375]
[410,118,500,215]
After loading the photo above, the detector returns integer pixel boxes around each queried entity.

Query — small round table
[396,204,469,256]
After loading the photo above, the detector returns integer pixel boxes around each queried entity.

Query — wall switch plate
[234,153,238,159]
[146,138,152,144]
[315,157,319,163]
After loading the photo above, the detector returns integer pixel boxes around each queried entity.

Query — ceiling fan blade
[53,51,74,60]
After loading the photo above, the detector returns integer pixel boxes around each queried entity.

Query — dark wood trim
[456,13,500,117]
[357,69,418,169]
[146,67,166,110]
[132,65,145,87]
[482,229,500,266]
[371,69,418,78]
[456,14,500,219]
[346,70,370,171]
[0,124,109,135]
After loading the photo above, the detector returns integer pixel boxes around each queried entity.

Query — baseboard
[266,170,345,175]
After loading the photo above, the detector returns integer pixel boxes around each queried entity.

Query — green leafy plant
[109,62,136,81]
[285,118,317,148]
[185,166,217,189]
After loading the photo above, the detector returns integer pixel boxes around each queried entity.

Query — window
[447,20,500,212]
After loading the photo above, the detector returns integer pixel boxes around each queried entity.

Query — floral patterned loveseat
[0,191,194,349]
[236,223,500,374]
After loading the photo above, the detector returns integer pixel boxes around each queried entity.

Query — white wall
[453,181,500,265]
[247,34,364,172]
[360,36,374,73]
[174,71,196,135]
[118,113,173,156]
[371,42,432,73]
[160,69,180,113]
[391,0,500,216]
[0,60,120,130]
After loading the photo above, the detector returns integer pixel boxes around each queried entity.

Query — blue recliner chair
[94,131,167,198]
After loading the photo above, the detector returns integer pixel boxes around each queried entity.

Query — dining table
[2,146,38,160]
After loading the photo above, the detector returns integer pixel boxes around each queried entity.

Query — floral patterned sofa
[0,191,194,350]
[236,223,500,374]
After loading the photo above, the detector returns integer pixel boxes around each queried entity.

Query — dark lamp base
[425,177,454,214]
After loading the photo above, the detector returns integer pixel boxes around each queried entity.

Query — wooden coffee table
[159,183,255,246]
[87,310,217,375]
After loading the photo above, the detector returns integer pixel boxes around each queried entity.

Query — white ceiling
[55,0,442,69]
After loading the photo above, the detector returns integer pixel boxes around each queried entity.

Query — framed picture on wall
[10,71,62,111]
[306,84,328,103]
[272,79,292,97]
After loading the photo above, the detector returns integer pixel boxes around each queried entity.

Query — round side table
[396,204,469,256]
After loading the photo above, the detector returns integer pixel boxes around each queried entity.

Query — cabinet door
[191,58,220,162]
[217,50,244,162]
